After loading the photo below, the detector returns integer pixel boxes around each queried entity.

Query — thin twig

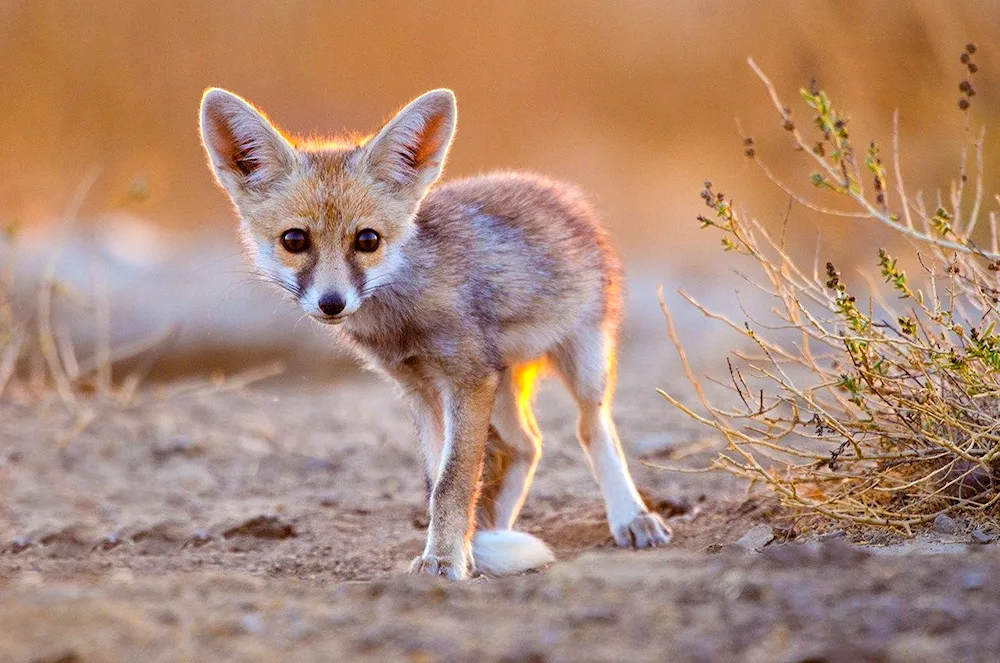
[748,57,1000,261]
[38,168,100,409]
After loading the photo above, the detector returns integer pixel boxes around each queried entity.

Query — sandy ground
[2,336,1000,662]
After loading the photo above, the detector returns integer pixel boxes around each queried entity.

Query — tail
[472,530,555,576]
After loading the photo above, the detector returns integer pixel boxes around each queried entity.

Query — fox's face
[199,88,457,324]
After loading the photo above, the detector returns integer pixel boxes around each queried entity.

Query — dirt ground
[2,338,1000,663]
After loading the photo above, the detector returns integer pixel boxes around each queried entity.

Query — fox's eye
[354,229,380,253]
[281,228,310,253]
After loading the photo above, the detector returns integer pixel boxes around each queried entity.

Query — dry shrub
[660,48,1000,533]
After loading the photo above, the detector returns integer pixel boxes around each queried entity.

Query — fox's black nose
[318,292,346,316]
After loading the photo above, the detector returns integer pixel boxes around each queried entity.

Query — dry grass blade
[37,168,100,409]
[157,361,285,400]
[91,251,112,396]
[0,324,26,399]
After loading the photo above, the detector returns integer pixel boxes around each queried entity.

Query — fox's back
[409,172,622,364]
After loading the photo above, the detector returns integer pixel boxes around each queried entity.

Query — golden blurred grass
[1,1,998,261]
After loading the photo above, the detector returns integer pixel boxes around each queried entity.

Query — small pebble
[933,513,958,535]
[736,524,775,552]
[971,528,998,545]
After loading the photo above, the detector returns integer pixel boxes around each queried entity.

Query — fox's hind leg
[550,325,671,547]
[477,365,543,530]
[477,426,511,530]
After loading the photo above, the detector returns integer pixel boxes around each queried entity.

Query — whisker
[246,265,304,298]
[361,278,403,296]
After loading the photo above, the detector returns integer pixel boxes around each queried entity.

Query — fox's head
[199,88,457,324]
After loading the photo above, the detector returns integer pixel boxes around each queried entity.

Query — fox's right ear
[199,88,297,199]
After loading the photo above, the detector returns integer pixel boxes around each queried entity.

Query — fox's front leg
[411,373,498,580]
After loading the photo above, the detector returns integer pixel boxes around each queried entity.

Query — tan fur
[199,87,671,580]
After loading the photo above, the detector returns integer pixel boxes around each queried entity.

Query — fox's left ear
[361,89,457,196]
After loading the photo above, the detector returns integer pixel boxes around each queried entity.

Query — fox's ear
[362,89,457,195]
[199,88,297,198]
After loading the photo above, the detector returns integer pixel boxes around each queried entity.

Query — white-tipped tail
[472,530,555,576]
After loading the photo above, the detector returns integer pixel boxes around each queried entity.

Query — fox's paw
[409,554,469,581]
[613,511,672,548]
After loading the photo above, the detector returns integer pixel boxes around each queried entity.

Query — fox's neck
[338,221,439,365]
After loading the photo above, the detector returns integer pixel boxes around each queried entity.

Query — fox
[199,87,671,580]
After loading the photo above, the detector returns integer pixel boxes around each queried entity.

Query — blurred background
[2,1,999,379]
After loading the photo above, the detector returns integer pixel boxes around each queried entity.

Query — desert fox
[199,87,671,580]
